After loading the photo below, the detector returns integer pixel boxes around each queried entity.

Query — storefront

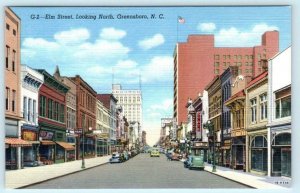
[231,137,245,170]
[21,125,40,167]
[5,138,32,170]
[56,141,76,162]
[192,141,208,161]
[250,135,268,175]
[80,135,96,158]
[221,140,231,167]
[271,131,291,177]
[39,130,55,165]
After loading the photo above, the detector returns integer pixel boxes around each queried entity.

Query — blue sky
[11,6,291,146]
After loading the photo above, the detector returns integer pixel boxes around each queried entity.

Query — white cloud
[23,38,59,49]
[115,60,138,69]
[99,27,126,40]
[138,34,165,50]
[54,28,90,45]
[215,23,279,47]
[141,56,173,83]
[197,22,216,32]
[150,98,173,111]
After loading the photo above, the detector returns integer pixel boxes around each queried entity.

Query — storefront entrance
[250,135,268,174]
[272,132,291,177]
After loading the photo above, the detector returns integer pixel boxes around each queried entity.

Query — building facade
[173,31,279,129]
[37,69,72,164]
[205,76,222,165]
[245,71,269,175]
[70,75,97,159]
[5,7,28,170]
[20,65,44,167]
[267,47,291,177]
[112,84,142,127]
[53,66,77,160]
[96,99,110,156]
[97,94,118,153]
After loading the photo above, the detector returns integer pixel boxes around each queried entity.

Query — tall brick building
[173,31,279,126]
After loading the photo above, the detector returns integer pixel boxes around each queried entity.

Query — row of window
[215,68,255,75]
[23,97,37,123]
[39,95,65,123]
[5,87,16,112]
[214,51,267,61]
[6,23,17,36]
[79,89,96,113]
[6,45,16,72]
[214,62,254,67]
[115,96,141,103]
[66,107,76,129]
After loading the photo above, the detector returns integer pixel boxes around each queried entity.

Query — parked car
[171,153,180,161]
[188,155,205,170]
[184,156,192,168]
[109,152,122,163]
[150,148,160,157]
[166,149,173,160]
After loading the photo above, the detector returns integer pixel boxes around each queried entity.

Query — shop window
[39,95,47,117]
[251,136,268,172]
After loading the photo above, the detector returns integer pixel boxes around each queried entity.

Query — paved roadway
[23,153,251,189]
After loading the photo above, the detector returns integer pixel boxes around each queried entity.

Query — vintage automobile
[188,149,205,170]
[109,152,122,163]
[150,148,160,157]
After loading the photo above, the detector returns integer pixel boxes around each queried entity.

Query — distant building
[174,31,279,128]
[112,84,142,127]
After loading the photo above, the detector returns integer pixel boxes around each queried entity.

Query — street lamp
[81,129,85,169]
[203,120,216,172]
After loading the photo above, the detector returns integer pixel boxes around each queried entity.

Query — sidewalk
[5,155,110,189]
[203,163,291,189]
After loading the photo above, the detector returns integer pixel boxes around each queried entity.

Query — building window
[250,98,257,123]
[39,95,46,117]
[263,54,266,59]
[33,100,36,123]
[237,62,242,67]
[276,95,291,119]
[47,99,53,119]
[260,93,268,120]
[238,69,242,74]
[257,54,261,60]
[54,102,59,121]
[28,98,32,121]
[234,55,237,60]
[6,23,10,30]
[12,50,16,72]
[23,97,27,119]
[258,61,261,66]
[214,55,220,60]
[6,87,10,111]
[223,55,226,60]
[238,55,242,60]
[245,55,249,60]
[6,45,10,69]
[60,104,65,123]
[12,90,16,112]
[13,29,16,36]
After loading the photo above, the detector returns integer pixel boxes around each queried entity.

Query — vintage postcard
[4,6,291,189]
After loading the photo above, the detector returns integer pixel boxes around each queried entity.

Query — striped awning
[56,141,75,151]
[5,138,32,147]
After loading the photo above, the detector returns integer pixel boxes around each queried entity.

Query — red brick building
[174,31,279,126]
[70,75,97,159]
[37,69,70,164]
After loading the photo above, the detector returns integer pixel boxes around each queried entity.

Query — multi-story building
[142,130,147,147]
[70,75,97,159]
[174,31,279,128]
[37,69,72,164]
[96,98,110,156]
[20,65,44,167]
[224,74,250,170]
[112,84,142,127]
[205,76,222,165]
[97,94,118,153]
[5,7,28,170]
[267,47,291,177]
[245,71,269,175]
[53,66,77,160]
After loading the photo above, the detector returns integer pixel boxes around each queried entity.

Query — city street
[23,153,251,189]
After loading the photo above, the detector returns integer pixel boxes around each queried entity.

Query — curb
[15,161,109,189]
[203,169,256,189]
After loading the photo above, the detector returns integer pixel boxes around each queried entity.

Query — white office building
[112,84,142,127]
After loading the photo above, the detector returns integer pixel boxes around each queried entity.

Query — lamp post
[81,129,85,169]
[204,120,216,172]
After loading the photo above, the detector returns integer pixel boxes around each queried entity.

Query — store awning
[40,140,55,145]
[5,138,32,147]
[221,146,231,150]
[27,141,40,144]
[56,141,75,151]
